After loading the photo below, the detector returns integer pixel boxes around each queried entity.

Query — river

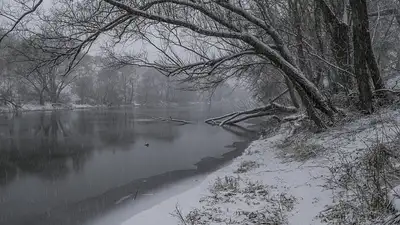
[0,105,257,225]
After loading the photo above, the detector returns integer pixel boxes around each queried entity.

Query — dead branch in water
[151,117,193,125]
[205,112,237,124]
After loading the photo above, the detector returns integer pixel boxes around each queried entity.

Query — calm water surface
[0,105,256,225]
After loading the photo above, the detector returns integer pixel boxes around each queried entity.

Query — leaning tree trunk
[244,33,337,128]
[350,0,374,113]
[295,82,327,129]
[284,77,300,108]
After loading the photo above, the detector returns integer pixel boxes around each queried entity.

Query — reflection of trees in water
[134,122,180,142]
[0,109,185,186]
[91,110,181,145]
[222,124,257,138]
[96,111,136,146]
[0,112,95,186]
[33,113,69,150]
[0,160,17,186]
[131,107,186,142]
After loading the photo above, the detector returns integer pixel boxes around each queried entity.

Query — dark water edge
[13,128,259,225]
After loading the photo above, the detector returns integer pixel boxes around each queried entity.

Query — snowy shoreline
[0,103,106,113]
[118,107,400,225]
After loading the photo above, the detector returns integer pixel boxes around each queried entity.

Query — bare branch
[0,0,44,44]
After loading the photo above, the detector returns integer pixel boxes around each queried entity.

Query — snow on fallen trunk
[205,102,298,126]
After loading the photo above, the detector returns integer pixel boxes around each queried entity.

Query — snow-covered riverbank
[0,103,104,113]
[119,107,400,225]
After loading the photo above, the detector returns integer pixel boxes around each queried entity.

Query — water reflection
[0,108,187,186]
[0,106,254,225]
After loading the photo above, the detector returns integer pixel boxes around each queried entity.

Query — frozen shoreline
[119,107,400,225]
[0,103,105,113]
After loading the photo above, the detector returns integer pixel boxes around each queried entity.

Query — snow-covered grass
[120,107,400,225]
[0,102,104,113]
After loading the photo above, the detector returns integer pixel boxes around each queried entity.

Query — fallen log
[151,117,193,125]
[205,103,298,127]
[222,103,297,126]
[205,89,300,127]
[205,112,237,125]
[224,111,275,125]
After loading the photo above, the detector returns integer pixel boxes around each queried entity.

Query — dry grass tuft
[320,139,400,224]
[173,177,296,225]
[278,141,327,162]
[234,160,259,174]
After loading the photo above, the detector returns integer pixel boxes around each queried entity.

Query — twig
[308,51,355,77]
[0,0,44,44]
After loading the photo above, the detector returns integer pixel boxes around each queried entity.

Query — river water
[0,105,257,225]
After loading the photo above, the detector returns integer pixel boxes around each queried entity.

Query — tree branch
[369,8,398,17]
[103,0,244,39]
[0,0,44,44]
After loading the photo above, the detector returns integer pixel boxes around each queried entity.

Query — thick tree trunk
[367,48,385,91]
[290,0,315,81]
[355,0,386,92]
[244,37,336,129]
[350,0,374,113]
[284,77,300,108]
[313,5,326,87]
[296,85,327,129]
[316,0,353,92]
[331,24,353,91]
[50,92,58,103]
[277,63,335,120]
[39,89,45,106]
[365,32,386,91]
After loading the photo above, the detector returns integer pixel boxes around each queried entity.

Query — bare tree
[32,0,346,128]
[1,0,394,127]
[315,0,353,92]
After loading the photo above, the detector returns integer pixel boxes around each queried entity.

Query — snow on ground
[121,107,400,225]
[86,174,206,225]
[121,130,330,225]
